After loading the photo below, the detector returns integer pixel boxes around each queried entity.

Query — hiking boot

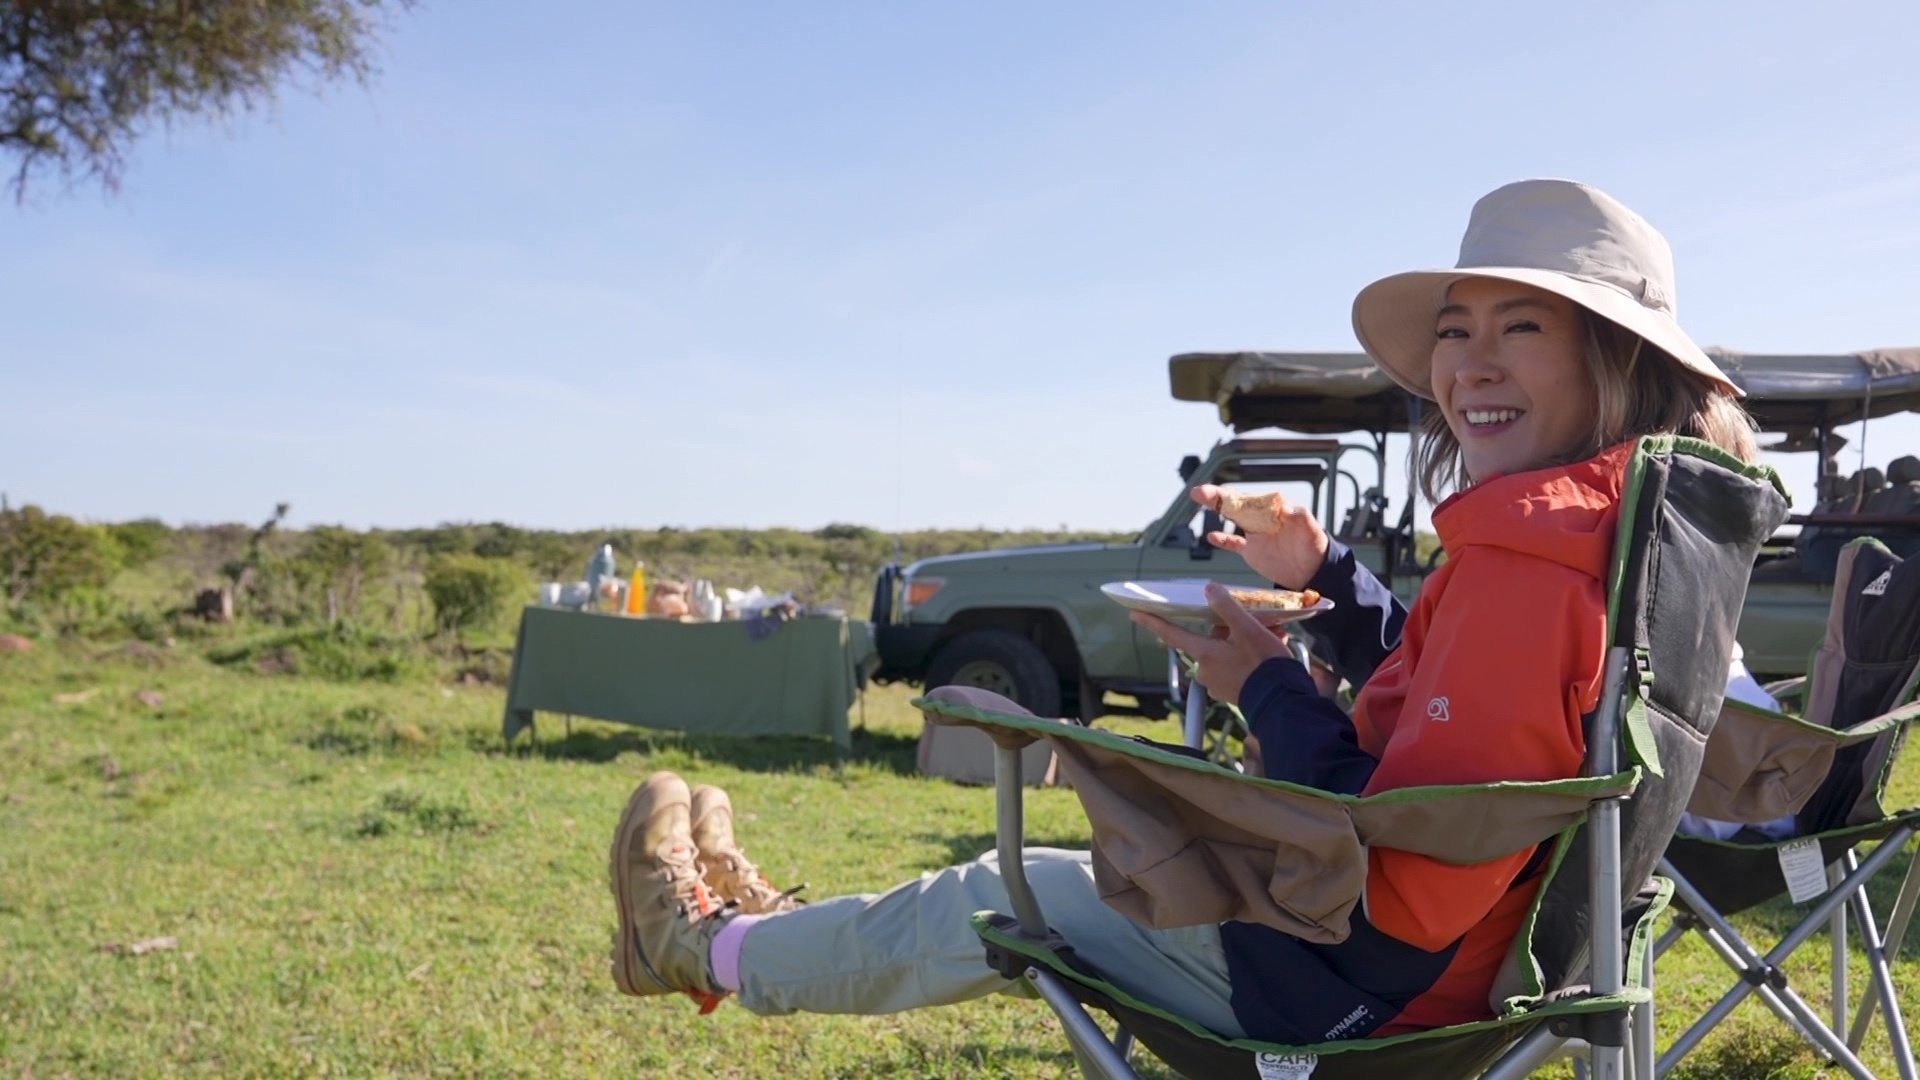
[608,771,729,1013]
[690,784,807,915]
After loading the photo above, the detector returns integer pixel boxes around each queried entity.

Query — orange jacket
[1348,442,1625,1029]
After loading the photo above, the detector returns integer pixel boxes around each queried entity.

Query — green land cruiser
[872,349,1920,717]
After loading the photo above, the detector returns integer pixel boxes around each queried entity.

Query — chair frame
[1165,647,1252,766]
[1651,831,1920,1078]
[1652,535,1920,1079]
[988,646,1653,1080]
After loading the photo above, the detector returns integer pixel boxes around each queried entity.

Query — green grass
[2,644,1915,1078]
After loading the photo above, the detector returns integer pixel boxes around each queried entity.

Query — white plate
[1100,579,1334,628]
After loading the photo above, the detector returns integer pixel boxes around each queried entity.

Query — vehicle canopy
[1170,352,1409,434]
[1171,348,1920,435]
[1710,348,1920,435]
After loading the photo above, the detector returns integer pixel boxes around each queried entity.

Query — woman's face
[1431,277,1598,484]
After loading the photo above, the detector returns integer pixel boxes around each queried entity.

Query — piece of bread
[1225,586,1321,611]
[1217,491,1286,533]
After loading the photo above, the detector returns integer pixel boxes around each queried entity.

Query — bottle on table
[625,560,649,616]
[586,543,618,612]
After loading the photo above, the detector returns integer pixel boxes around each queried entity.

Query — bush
[0,505,121,605]
[423,554,525,634]
[106,519,170,569]
[291,526,393,623]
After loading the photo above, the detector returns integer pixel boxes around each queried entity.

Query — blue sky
[5,1,1918,532]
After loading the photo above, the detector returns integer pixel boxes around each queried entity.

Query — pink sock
[709,914,764,992]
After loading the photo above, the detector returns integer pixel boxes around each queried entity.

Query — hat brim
[1350,267,1741,401]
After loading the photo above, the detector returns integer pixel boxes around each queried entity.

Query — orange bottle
[625,561,649,616]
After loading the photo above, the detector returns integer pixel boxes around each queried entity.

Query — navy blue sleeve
[1240,657,1377,796]
[1299,538,1407,690]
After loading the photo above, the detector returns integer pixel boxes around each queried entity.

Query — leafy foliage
[422,554,525,635]
[0,502,1174,652]
[291,525,393,622]
[0,503,119,603]
[0,0,411,196]
[105,518,169,568]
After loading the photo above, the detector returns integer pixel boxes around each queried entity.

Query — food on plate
[1225,586,1321,611]
[1100,580,1330,628]
[1216,491,1287,533]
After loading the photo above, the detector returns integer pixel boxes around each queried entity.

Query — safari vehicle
[871,348,1920,715]
[1719,347,1920,676]
[871,352,1426,720]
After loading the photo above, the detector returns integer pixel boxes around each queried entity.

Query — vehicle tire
[925,629,1063,718]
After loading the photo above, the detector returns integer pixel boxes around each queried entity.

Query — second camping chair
[1659,537,1920,1079]
[917,436,1788,1079]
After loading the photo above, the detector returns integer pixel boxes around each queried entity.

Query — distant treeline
[0,504,1132,639]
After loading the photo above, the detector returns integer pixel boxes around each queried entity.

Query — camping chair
[1656,537,1920,1079]
[918,436,1788,1079]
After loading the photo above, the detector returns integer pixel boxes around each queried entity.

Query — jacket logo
[1864,570,1891,597]
[1323,1004,1372,1039]
[1426,696,1451,722]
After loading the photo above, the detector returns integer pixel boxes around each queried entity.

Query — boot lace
[711,849,808,912]
[660,841,730,1014]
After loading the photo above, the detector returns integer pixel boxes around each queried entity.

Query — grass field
[2,641,1914,1079]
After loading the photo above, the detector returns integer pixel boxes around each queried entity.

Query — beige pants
[735,847,1245,1037]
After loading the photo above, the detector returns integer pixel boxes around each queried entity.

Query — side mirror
[1190,509,1221,560]
[1178,455,1202,483]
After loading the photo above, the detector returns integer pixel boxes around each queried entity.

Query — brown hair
[1416,311,1758,501]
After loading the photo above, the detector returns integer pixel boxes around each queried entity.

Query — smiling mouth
[1463,408,1523,428]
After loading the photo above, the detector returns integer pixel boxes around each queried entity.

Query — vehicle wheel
[925,629,1063,718]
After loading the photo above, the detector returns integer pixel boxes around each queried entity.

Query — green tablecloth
[500,607,876,752]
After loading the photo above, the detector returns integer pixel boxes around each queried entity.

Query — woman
[606,179,1758,1044]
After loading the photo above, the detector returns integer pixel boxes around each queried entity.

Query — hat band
[1454,263,1675,317]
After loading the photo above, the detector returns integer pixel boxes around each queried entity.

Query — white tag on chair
[1256,1051,1318,1080]
[1777,838,1829,903]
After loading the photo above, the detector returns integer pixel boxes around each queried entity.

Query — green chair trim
[913,697,1640,806]
[974,879,1665,1060]
[1603,436,1789,777]
[1675,806,1920,851]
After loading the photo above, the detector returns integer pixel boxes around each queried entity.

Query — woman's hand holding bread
[1192,485,1330,589]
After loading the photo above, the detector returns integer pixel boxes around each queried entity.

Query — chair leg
[994,744,1049,935]
[1027,969,1141,1080]
[989,745,1142,1079]
[1657,846,1910,1080]
[1182,678,1208,751]
[1844,854,1918,1080]
[1657,935,1873,1079]
[1850,838,1920,1052]
[1832,860,1850,1038]
[1683,915,1831,1059]
[1633,940,1655,1080]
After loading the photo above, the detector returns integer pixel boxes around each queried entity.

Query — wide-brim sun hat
[1351,178,1741,400]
